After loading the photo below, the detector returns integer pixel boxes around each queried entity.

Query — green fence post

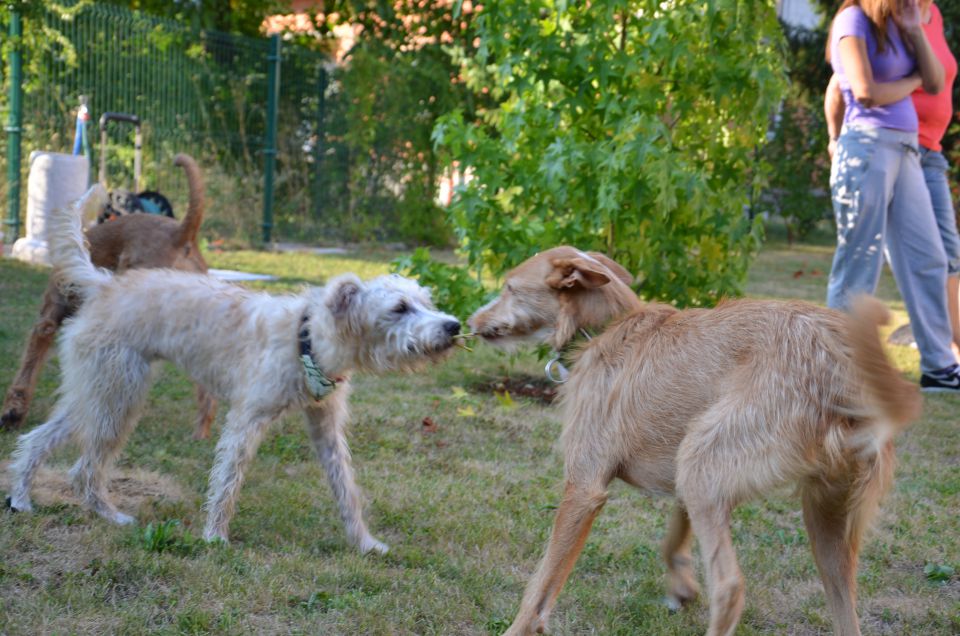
[262,34,281,245]
[5,6,23,244]
[312,64,327,219]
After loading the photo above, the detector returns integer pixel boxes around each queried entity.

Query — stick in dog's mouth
[455,332,477,352]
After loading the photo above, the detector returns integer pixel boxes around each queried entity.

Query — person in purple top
[827,0,959,392]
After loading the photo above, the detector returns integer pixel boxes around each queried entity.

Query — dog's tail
[833,295,922,551]
[847,295,922,433]
[50,185,112,299]
[173,153,205,247]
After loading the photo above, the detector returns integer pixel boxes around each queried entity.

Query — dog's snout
[444,320,461,337]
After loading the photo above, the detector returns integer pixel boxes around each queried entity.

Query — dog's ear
[585,251,634,287]
[327,276,362,317]
[546,257,611,290]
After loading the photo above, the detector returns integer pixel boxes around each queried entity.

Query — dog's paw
[359,536,389,555]
[202,528,230,544]
[663,586,699,613]
[501,620,541,636]
[664,595,684,613]
[6,495,33,513]
[665,572,700,612]
[0,406,26,429]
[108,510,136,525]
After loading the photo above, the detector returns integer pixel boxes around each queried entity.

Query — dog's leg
[662,502,700,610]
[675,391,817,636]
[192,385,217,440]
[684,501,743,636]
[302,384,388,555]
[801,472,874,636]
[504,480,608,636]
[7,407,75,511]
[202,407,274,542]
[69,352,152,525]
[1,287,72,429]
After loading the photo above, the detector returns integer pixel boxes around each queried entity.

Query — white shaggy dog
[7,186,461,554]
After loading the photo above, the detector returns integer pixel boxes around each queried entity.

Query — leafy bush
[280,3,486,247]
[760,86,832,242]
[430,0,787,308]
[754,21,834,243]
[392,247,488,322]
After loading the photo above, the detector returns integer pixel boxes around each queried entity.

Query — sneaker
[920,364,960,393]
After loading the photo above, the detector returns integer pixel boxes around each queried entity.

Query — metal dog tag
[545,356,570,384]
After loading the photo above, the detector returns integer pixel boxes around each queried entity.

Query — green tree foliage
[0,1,89,95]
[429,0,787,307]
[1,1,92,225]
[393,247,488,321]
[759,23,832,243]
[275,2,487,245]
[99,0,284,38]
[760,86,832,243]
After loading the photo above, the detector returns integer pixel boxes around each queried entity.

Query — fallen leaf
[457,405,476,417]
[421,416,438,433]
[495,390,517,410]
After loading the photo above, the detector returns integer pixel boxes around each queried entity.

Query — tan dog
[468,247,921,636]
[1,154,217,438]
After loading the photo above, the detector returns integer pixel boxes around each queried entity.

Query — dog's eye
[393,301,409,314]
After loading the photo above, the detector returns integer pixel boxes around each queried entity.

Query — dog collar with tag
[299,314,338,400]
[545,328,594,384]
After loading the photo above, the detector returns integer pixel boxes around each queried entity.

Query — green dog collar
[299,313,337,400]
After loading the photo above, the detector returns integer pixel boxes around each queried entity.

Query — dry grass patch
[0,461,186,512]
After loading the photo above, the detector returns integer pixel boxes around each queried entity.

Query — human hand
[896,0,922,34]
[828,138,837,160]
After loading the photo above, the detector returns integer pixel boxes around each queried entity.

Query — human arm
[837,35,922,107]
[824,74,845,158]
[896,0,944,94]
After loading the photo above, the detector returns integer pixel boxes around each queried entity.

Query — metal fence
[4,1,330,244]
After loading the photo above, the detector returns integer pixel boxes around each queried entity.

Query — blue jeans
[920,147,960,276]
[828,124,954,372]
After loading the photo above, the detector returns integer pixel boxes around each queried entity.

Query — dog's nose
[444,321,461,336]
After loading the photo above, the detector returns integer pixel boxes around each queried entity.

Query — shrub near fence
[2,1,410,246]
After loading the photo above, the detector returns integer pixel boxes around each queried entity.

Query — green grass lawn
[1,232,958,635]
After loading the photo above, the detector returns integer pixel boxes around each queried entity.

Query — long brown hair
[826,0,907,62]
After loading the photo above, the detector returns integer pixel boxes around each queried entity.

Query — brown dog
[468,247,921,636]
[1,154,217,439]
